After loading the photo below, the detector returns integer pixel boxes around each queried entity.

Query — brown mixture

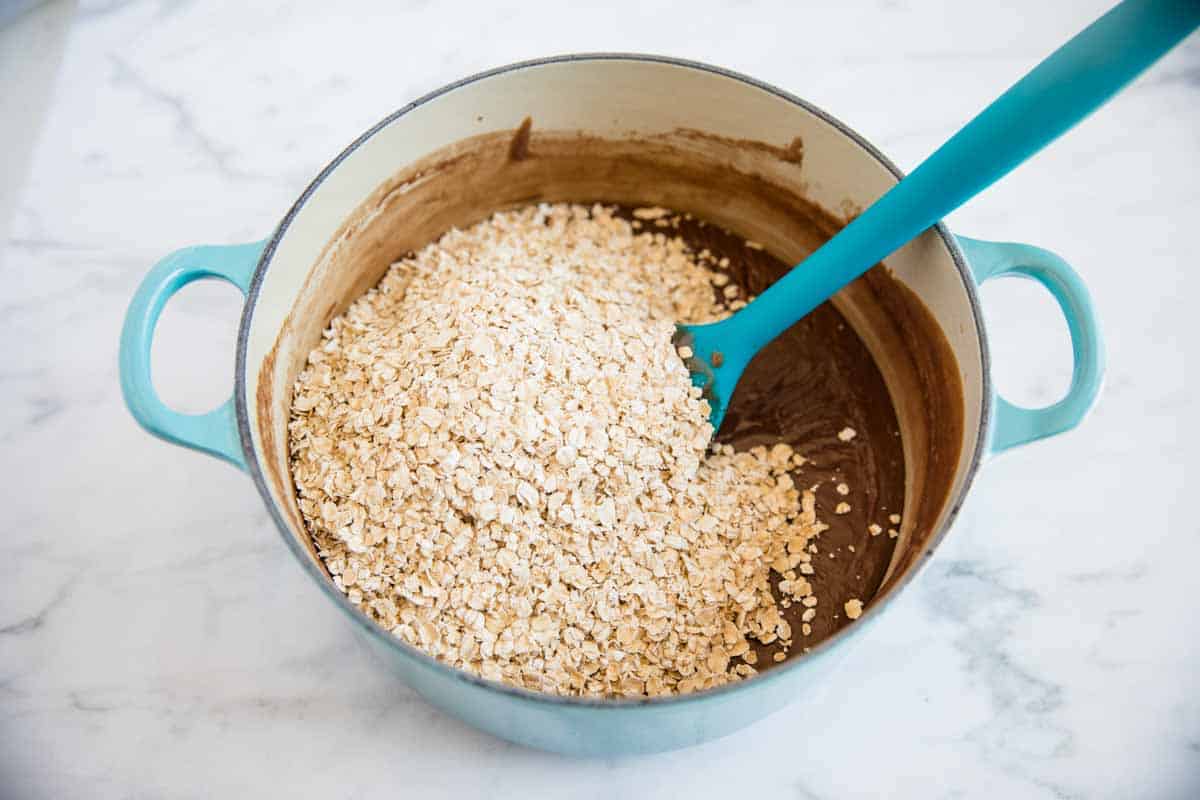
[287,202,904,697]
[642,207,906,662]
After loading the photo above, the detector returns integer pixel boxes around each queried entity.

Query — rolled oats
[289,204,838,698]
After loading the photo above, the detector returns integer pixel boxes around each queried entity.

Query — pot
[118,54,1103,756]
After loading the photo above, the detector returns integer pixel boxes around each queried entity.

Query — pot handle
[957,235,1104,455]
[119,241,265,470]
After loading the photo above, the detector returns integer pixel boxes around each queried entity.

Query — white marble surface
[0,0,77,255]
[2,1,1198,797]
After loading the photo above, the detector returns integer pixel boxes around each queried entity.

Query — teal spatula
[678,0,1200,431]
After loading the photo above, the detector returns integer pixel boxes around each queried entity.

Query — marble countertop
[2,1,1197,797]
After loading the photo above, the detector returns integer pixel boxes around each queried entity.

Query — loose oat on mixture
[844,598,864,620]
[288,203,838,698]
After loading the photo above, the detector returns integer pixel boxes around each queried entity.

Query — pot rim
[233,52,992,709]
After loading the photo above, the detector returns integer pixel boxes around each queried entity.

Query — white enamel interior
[241,56,985,606]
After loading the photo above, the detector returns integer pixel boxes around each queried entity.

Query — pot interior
[240,57,983,662]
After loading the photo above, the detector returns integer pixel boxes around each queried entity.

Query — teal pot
[119,55,1103,756]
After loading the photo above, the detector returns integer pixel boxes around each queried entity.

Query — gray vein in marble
[1065,561,1149,583]
[0,380,105,445]
[926,560,1079,799]
[69,691,117,714]
[1140,63,1200,89]
[104,53,293,188]
[0,579,75,637]
[24,395,65,428]
[107,54,243,179]
[791,780,826,800]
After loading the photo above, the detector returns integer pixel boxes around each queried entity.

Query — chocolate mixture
[265,123,965,680]
[614,208,905,668]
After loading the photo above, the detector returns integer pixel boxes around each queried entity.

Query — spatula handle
[732,0,1199,355]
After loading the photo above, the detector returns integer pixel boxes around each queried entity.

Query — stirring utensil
[677,0,1199,431]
